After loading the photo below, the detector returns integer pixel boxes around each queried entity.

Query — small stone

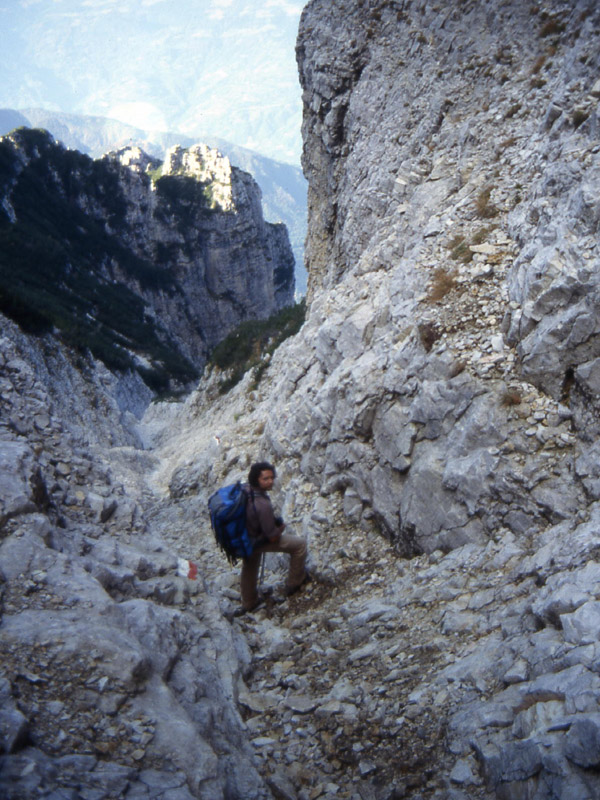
[315,700,341,717]
[34,413,51,430]
[348,641,379,662]
[490,335,504,352]
[267,769,298,800]
[19,671,44,685]
[359,760,377,777]
[504,659,528,684]
[450,758,478,785]
[284,695,319,714]
[252,737,277,747]
[470,243,497,255]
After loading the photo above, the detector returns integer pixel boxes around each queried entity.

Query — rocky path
[147,422,600,800]
[140,319,600,800]
[0,323,272,800]
[151,482,536,800]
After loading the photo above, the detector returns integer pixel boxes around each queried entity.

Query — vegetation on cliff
[210,299,306,393]
[153,174,215,233]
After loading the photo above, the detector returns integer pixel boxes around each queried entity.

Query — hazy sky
[0,0,305,163]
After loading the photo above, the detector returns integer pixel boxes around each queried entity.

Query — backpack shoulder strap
[248,488,266,542]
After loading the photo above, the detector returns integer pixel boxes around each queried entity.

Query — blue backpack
[208,482,256,564]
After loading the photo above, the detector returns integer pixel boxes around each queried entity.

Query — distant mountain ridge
[0,0,303,162]
[0,108,308,294]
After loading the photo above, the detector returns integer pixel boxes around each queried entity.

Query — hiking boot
[285,571,312,597]
[234,593,267,617]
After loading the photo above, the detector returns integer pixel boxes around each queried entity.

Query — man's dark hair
[248,461,276,488]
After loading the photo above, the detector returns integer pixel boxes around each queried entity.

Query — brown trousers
[240,534,307,610]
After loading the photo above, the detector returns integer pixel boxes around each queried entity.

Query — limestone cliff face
[277,0,600,554]
[110,142,295,361]
[0,129,295,388]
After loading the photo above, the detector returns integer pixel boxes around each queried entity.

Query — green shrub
[148,165,163,182]
[155,174,214,209]
[471,226,494,245]
[448,235,473,264]
[211,300,306,393]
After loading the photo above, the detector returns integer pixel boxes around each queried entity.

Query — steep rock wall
[111,143,295,361]
[265,0,600,555]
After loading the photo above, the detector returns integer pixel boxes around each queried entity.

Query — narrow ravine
[143,435,538,799]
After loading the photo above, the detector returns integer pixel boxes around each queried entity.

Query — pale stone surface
[3,0,600,798]
[0,321,268,800]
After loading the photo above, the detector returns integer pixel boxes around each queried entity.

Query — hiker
[241,461,308,612]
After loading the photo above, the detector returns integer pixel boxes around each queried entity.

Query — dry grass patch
[531,54,547,74]
[501,390,522,407]
[505,102,522,119]
[448,235,473,264]
[427,268,458,303]
[476,185,500,219]
[540,17,566,37]
[572,109,590,129]
[418,322,442,352]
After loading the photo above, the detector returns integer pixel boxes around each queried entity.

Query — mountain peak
[106,144,160,175]
[162,143,236,212]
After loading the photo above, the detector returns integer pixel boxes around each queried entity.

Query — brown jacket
[245,485,284,543]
